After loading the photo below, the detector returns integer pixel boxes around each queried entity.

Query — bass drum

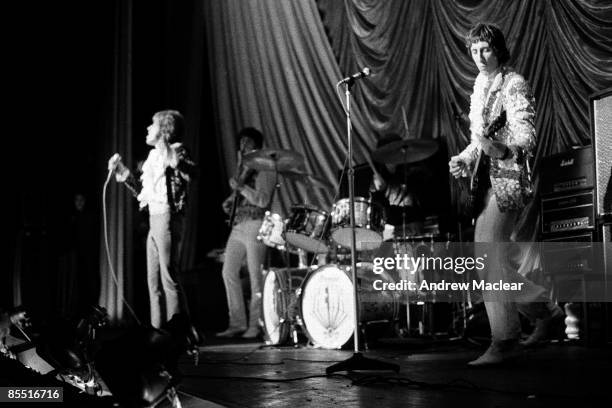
[261,267,311,345]
[298,264,399,349]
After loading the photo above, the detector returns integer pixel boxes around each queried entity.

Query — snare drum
[284,205,330,254]
[298,264,399,349]
[261,267,311,345]
[257,211,286,250]
[330,197,385,250]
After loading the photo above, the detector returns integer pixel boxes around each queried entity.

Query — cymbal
[372,139,438,164]
[282,169,335,191]
[243,148,306,173]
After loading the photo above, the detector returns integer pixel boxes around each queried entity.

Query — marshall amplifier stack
[539,146,608,345]
[540,146,596,238]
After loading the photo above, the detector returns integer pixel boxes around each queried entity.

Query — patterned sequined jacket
[458,67,536,212]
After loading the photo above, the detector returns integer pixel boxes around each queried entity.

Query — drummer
[370,134,426,240]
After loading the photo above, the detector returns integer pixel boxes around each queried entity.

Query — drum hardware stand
[290,324,300,348]
[401,147,411,334]
[297,249,308,269]
[267,155,294,273]
[327,77,399,374]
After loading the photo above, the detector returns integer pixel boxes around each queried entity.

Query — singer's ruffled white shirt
[138,149,170,215]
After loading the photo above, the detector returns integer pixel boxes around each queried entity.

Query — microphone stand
[326,78,399,374]
[451,107,471,335]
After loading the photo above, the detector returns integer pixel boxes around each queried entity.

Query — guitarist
[448,23,562,366]
[217,128,276,339]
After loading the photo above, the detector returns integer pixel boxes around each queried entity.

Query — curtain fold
[99,0,134,325]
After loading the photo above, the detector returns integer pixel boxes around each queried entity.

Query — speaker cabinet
[590,87,612,344]
[591,87,612,217]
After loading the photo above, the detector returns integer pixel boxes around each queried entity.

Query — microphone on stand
[338,67,371,85]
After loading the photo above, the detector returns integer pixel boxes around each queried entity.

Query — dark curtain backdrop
[8,1,113,321]
[99,0,135,325]
[205,0,612,239]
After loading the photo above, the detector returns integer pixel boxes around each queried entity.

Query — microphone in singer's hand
[339,67,371,85]
[108,153,123,172]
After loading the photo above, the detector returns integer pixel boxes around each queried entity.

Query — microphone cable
[102,169,142,326]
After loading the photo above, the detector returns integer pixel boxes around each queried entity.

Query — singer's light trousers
[147,212,185,328]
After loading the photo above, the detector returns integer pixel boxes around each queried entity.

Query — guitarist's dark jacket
[458,67,535,212]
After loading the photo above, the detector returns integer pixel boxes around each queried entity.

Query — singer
[108,110,196,328]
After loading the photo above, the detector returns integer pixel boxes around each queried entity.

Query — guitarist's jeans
[222,220,267,331]
[475,189,554,342]
[147,212,186,328]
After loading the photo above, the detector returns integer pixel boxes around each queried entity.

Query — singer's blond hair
[153,110,184,143]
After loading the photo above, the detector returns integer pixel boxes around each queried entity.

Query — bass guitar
[226,150,255,227]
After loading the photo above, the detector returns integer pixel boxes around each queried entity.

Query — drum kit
[240,139,459,349]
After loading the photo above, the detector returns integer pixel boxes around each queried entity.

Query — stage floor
[178,338,611,408]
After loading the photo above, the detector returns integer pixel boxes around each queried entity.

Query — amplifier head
[540,147,593,195]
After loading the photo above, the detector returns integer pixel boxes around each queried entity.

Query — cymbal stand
[265,154,293,273]
[400,147,411,334]
[326,78,399,375]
